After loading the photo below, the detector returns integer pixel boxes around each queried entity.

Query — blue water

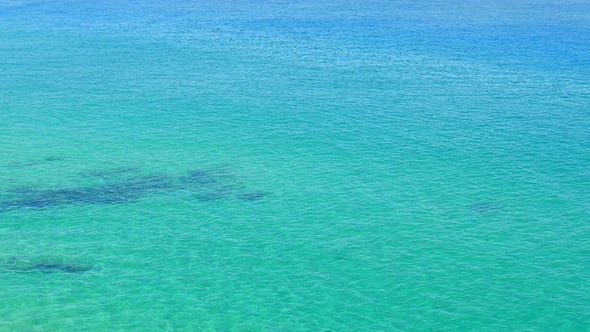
[1,1,589,331]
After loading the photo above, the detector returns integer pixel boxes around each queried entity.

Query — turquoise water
[1,1,589,330]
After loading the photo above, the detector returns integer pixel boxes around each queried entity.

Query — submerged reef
[2,256,92,274]
[0,174,175,212]
[0,167,267,213]
[29,262,93,274]
[43,156,64,162]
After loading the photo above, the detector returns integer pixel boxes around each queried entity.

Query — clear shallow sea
[0,1,589,331]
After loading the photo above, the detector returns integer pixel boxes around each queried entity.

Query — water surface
[0,1,589,331]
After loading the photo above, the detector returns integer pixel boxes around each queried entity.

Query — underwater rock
[0,174,175,211]
[31,262,92,273]
[43,156,64,162]
[236,191,266,201]
[3,257,92,274]
[0,167,248,212]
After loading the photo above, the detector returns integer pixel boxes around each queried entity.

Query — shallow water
[1,1,589,331]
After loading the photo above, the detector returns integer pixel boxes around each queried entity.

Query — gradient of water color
[1,1,589,331]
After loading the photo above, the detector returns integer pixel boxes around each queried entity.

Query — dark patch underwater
[0,167,266,213]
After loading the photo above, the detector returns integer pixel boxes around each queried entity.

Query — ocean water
[0,0,589,331]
